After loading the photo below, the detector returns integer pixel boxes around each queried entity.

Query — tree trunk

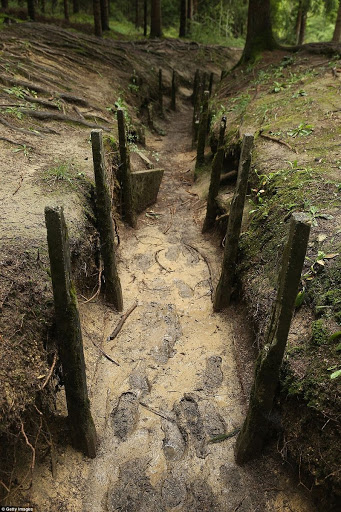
[179,0,187,37]
[144,0,147,36]
[135,0,139,28]
[27,0,35,20]
[93,0,102,37]
[40,0,45,14]
[1,0,9,8]
[64,0,69,21]
[100,0,110,31]
[332,0,341,42]
[295,2,302,45]
[298,9,307,45]
[73,0,79,15]
[241,0,277,63]
[150,0,162,38]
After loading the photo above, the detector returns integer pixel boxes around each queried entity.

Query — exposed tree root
[0,116,44,137]
[18,109,111,130]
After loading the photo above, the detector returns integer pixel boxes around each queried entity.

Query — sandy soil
[27,101,317,512]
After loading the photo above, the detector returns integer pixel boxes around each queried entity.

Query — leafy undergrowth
[209,49,341,505]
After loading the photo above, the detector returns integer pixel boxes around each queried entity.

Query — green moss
[311,320,329,346]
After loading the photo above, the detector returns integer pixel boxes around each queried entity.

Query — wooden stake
[213,134,254,310]
[235,213,311,464]
[45,206,97,458]
[202,116,227,232]
[158,68,163,117]
[117,109,137,228]
[91,129,124,310]
[195,90,210,173]
[171,69,177,111]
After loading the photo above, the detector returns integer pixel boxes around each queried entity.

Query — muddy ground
[0,22,338,512]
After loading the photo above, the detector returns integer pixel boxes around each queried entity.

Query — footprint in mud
[174,279,193,298]
[111,392,139,441]
[219,464,253,511]
[164,244,181,261]
[161,475,187,508]
[174,394,207,459]
[188,479,220,511]
[203,355,223,391]
[108,458,161,512]
[129,366,151,397]
[199,401,226,439]
[161,417,187,461]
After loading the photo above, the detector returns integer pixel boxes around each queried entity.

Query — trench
[30,93,316,512]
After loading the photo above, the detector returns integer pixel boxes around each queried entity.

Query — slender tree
[240,0,278,63]
[1,0,9,9]
[332,0,341,41]
[180,0,187,37]
[100,0,110,31]
[144,0,148,36]
[295,0,309,45]
[64,0,69,21]
[27,0,35,20]
[72,0,79,14]
[135,0,140,28]
[150,0,162,38]
[93,0,102,37]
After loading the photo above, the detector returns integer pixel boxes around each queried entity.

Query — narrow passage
[31,97,316,512]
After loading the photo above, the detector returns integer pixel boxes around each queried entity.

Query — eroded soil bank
[27,101,317,511]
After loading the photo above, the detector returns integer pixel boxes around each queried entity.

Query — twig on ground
[155,249,174,273]
[82,263,103,304]
[139,401,176,423]
[0,136,32,148]
[12,174,24,196]
[92,339,120,366]
[259,130,297,153]
[41,352,57,389]
[0,116,43,137]
[108,301,138,342]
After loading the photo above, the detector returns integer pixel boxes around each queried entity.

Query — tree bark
[72,0,79,14]
[298,10,307,45]
[144,0,147,36]
[100,0,110,31]
[332,0,341,42]
[93,0,102,37]
[27,0,35,20]
[64,0,69,21]
[179,0,187,37]
[150,0,162,38]
[1,0,9,9]
[241,0,277,63]
[135,0,140,28]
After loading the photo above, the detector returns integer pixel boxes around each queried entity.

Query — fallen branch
[108,302,138,342]
[92,339,120,366]
[259,130,297,153]
[41,352,58,389]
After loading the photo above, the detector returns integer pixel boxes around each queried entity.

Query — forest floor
[0,21,339,512]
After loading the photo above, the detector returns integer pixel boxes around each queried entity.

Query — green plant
[287,122,314,137]
[5,106,24,120]
[12,144,31,158]
[42,162,83,188]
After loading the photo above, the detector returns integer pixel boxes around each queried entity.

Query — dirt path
[30,101,316,512]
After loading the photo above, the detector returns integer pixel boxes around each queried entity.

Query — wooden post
[45,206,97,458]
[195,90,210,172]
[171,69,177,111]
[202,116,227,233]
[192,68,200,106]
[213,134,254,310]
[208,72,214,97]
[117,109,137,228]
[91,129,124,311]
[158,68,163,117]
[235,213,311,465]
